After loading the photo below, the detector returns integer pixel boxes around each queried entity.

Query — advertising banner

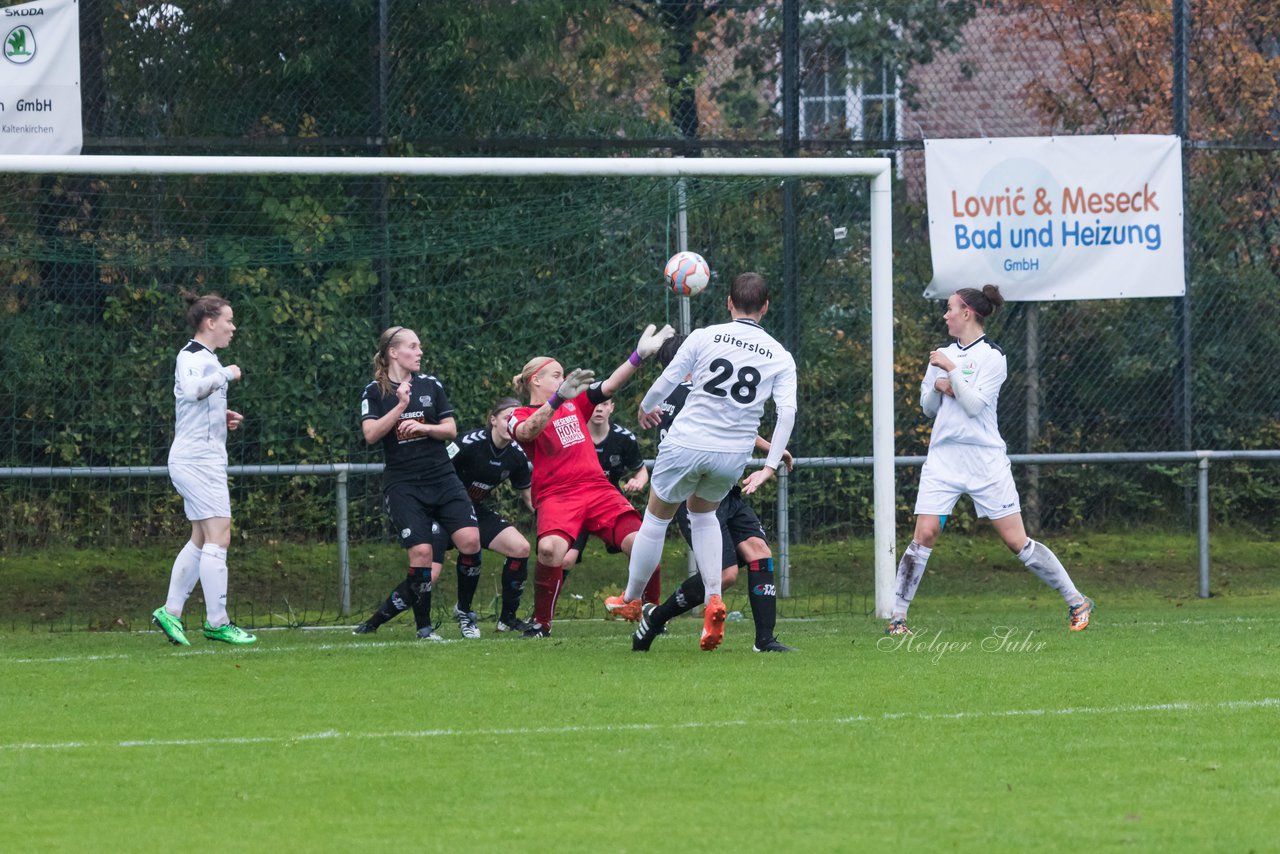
[924,135,1184,300]
[1,0,81,154]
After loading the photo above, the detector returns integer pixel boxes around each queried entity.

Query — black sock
[747,558,778,644]
[456,552,482,613]
[652,573,705,627]
[500,556,529,621]
[408,567,434,630]
[369,576,416,628]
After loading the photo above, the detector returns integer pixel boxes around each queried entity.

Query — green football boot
[151,606,191,646]
[202,621,257,645]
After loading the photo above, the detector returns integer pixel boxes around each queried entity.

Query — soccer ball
[664,251,710,297]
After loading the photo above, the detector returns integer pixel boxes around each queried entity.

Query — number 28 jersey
[642,318,797,456]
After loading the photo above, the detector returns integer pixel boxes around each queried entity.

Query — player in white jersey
[606,272,797,651]
[888,284,1093,636]
[151,292,256,647]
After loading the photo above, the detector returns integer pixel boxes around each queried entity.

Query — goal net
[0,156,895,631]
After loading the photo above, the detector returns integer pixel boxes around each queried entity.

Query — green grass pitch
[3,591,1278,851]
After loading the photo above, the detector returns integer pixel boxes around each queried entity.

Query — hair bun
[981,284,1005,309]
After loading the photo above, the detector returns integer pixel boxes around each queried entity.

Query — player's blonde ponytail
[512,356,554,400]
[372,326,408,397]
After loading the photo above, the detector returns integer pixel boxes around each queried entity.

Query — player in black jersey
[427,397,537,635]
[632,334,796,652]
[352,326,481,641]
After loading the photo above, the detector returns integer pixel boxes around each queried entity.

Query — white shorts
[169,461,232,521]
[650,444,751,505]
[914,443,1020,520]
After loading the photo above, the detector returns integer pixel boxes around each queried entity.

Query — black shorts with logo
[431,505,514,555]
[384,476,478,550]
[674,486,768,570]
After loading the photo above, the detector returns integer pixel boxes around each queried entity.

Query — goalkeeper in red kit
[508,322,674,637]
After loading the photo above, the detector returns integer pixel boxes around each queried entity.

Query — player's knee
[453,529,481,554]
[408,543,434,566]
[536,539,565,566]
[562,550,579,569]
[738,537,771,563]
[721,565,739,588]
[509,537,531,560]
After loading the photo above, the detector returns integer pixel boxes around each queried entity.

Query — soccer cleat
[452,605,481,639]
[151,607,191,646]
[496,616,534,634]
[202,621,257,645]
[1068,597,1094,632]
[700,594,727,651]
[416,625,444,641]
[885,617,912,636]
[604,593,644,622]
[521,622,551,638]
[752,637,796,653]
[631,603,667,652]
[351,620,378,635]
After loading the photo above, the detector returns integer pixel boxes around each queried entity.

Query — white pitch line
[3,699,1275,753]
[5,612,1275,665]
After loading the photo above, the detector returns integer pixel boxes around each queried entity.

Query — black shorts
[432,505,514,555]
[384,477,478,550]
[675,486,768,570]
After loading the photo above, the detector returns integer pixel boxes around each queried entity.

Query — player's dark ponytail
[181,290,230,333]
[955,284,1005,324]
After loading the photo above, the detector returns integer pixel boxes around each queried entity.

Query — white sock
[1018,539,1083,604]
[893,541,933,617]
[199,543,230,627]
[687,509,724,598]
[164,541,203,617]
[623,510,671,601]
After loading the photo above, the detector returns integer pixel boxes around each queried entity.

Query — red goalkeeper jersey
[509,383,614,504]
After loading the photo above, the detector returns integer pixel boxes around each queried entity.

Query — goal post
[0,154,898,620]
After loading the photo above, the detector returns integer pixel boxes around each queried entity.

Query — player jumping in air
[888,284,1094,635]
[629,333,797,653]
[607,271,797,652]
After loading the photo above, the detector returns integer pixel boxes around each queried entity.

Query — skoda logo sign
[5,25,36,64]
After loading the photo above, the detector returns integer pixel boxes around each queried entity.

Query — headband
[380,326,405,355]
[529,358,557,381]
[955,293,985,317]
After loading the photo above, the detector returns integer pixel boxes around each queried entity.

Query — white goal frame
[0,154,899,618]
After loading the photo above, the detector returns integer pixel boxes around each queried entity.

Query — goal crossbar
[0,154,899,618]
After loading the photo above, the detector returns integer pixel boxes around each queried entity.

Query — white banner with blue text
[0,0,81,154]
[924,135,1184,301]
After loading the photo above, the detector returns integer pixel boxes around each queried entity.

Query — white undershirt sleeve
[946,368,988,417]
[177,360,233,402]
[763,406,795,471]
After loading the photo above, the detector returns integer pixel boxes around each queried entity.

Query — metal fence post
[336,466,351,617]
[1197,455,1210,598]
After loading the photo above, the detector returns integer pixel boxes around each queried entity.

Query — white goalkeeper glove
[556,368,596,401]
[635,323,676,360]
